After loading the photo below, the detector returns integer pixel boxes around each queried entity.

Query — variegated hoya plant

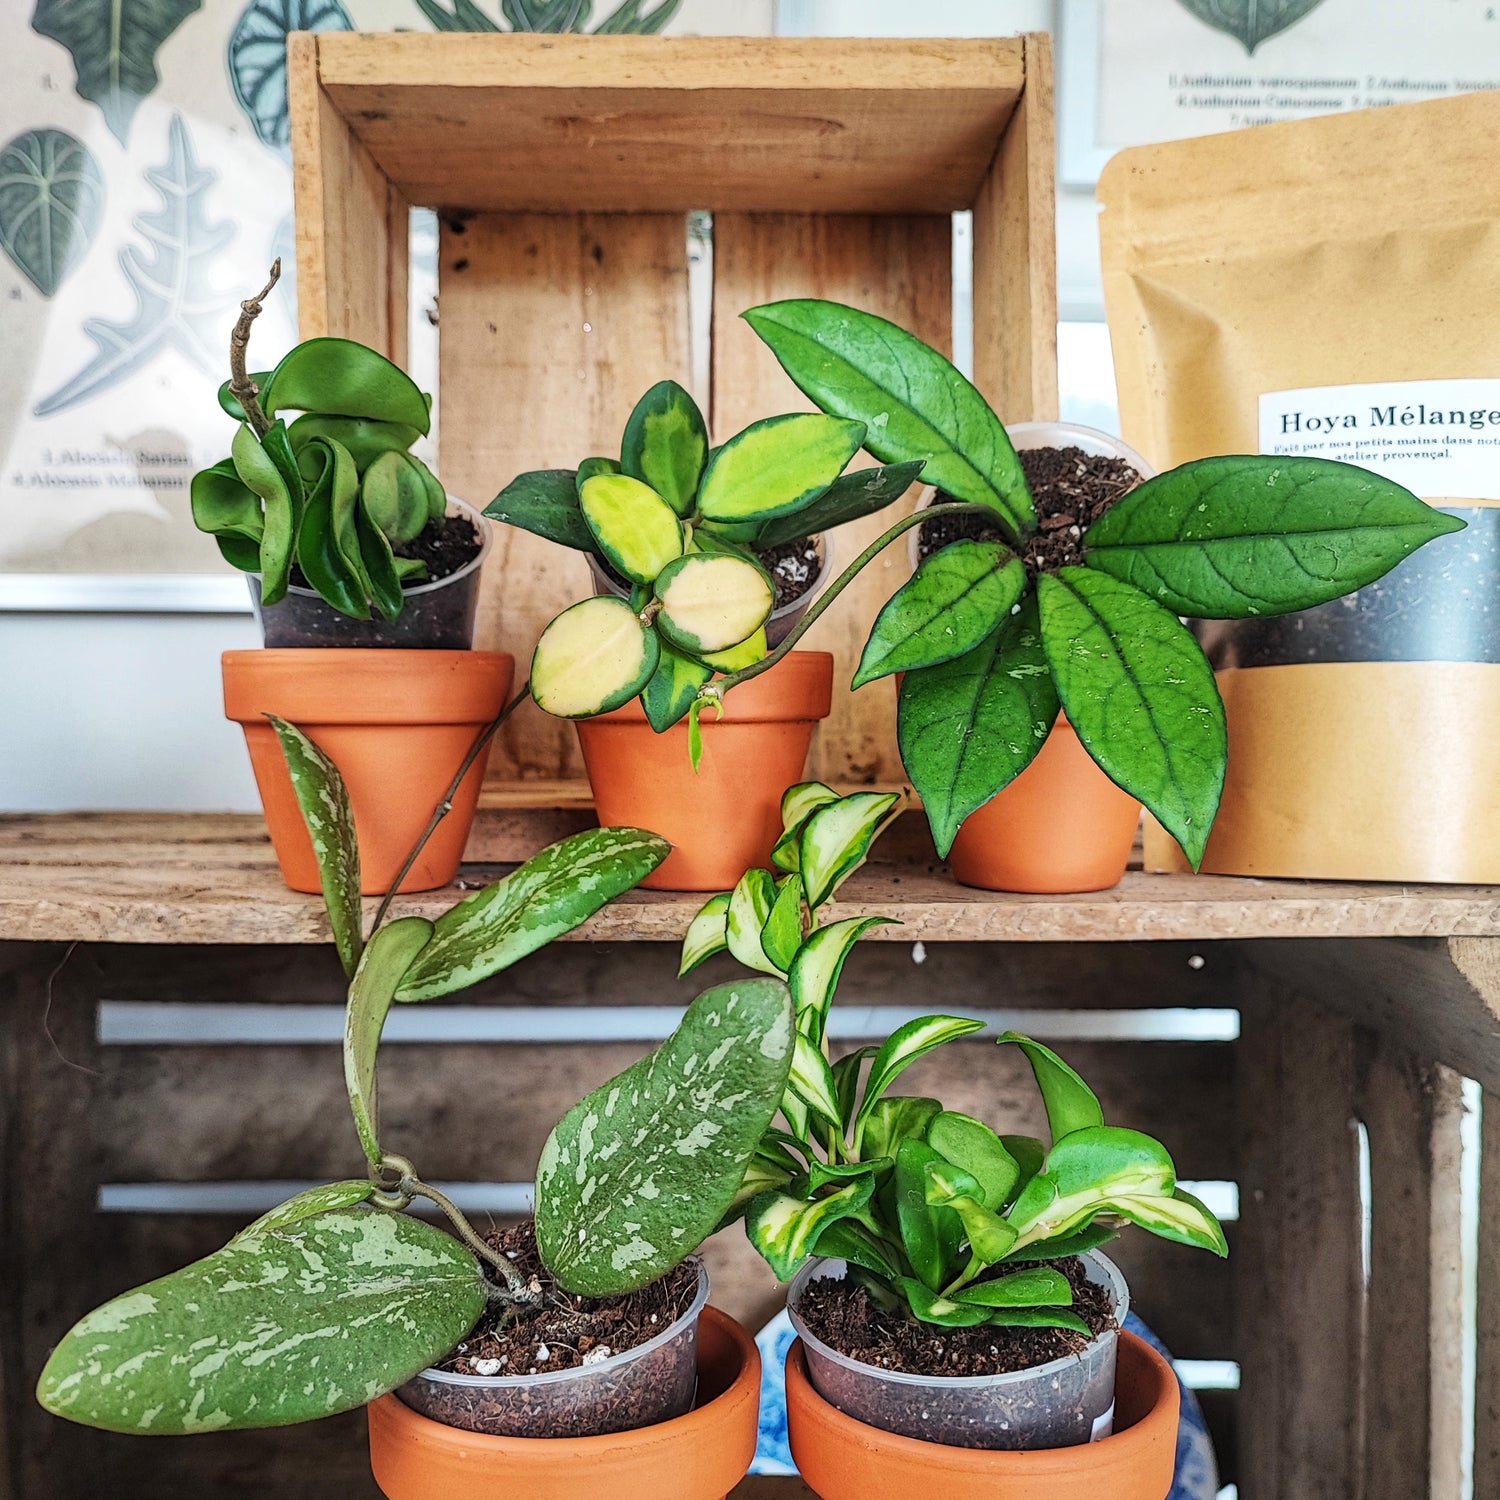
[681,785,1228,1332]
[35,721,796,1436]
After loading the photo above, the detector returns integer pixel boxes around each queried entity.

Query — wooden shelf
[4,811,1498,947]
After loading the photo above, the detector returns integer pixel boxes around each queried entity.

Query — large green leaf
[749,461,925,551]
[856,541,1025,687]
[855,1016,987,1138]
[743,300,1033,535]
[893,1138,960,1290]
[230,1181,374,1242]
[897,596,1059,857]
[0,128,104,296]
[746,1175,874,1282]
[361,451,432,546]
[266,716,363,979]
[1037,567,1226,868]
[485,469,597,552]
[580,473,684,584]
[998,1033,1105,1144]
[232,422,300,606]
[788,916,896,1046]
[621,379,709,516]
[191,460,264,559]
[36,1210,485,1432]
[287,413,423,469]
[260,338,431,432]
[536,978,795,1294]
[1083,455,1467,619]
[396,827,670,1000]
[797,791,901,908]
[531,596,661,718]
[296,435,370,620]
[696,413,866,524]
[344,917,434,1167]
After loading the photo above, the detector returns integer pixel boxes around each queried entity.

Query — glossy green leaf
[856,542,1025,687]
[232,422,299,606]
[762,874,806,974]
[898,595,1059,857]
[899,1277,991,1327]
[229,1181,374,1243]
[1038,567,1226,868]
[726,868,779,976]
[1001,1134,1047,1196]
[922,1166,1017,1264]
[190,460,263,554]
[985,1307,1092,1334]
[894,1139,959,1291]
[1084,455,1466,618]
[927,1111,1020,1208]
[813,1219,900,1280]
[261,338,431,432]
[749,460,925,551]
[797,791,902,909]
[746,1174,874,1282]
[855,1015,987,1138]
[354,502,405,624]
[580,473,684,584]
[36,1210,485,1433]
[696,412,866,524]
[787,916,896,1047]
[998,1033,1105,1145]
[537,978,795,1294]
[952,1266,1071,1309]
[531,595,660,718]
[678,891,730,978]
[266,716,362,978]
[296,435,369,620]
[486,469,597,552]
[789,1032,844,1130]
[641,641,713,732]
[860,1095,942,1163]
[772,782,841,872]
[621,379,708,516]
[577,455,622,489]
[287,413,421,469]
[361,450,432,545]
[344,917,434,1167]
[831,1046,876,1120]
[396,827,670,1000]
[742,299,1033,535]
[654,553,774,654]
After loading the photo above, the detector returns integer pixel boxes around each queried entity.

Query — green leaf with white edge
[789,1031,844,1130]
[679,890,731,977]
[232,422,298,606]
[762,874,806,974]
[788,917,896,1046]
[621,379,709,517]
[654,553,774,655]
[1038,567,1226,869]
[860,1095,942,1163]
[396,828,670,1001]
[36,1210,485,1434]
[986,1307,1092,1335]
[718,1150,797,1230]
[642,642,713,732]
[952,1266,1072,1309]
[531,596,661,719]
[894,1138,961,1291]
[927,1111,1021,1209]
[578,455,622,489]
[813,1219,900,1280]
[898,1277,992,1327]
[344,916,435,1167]
[696,412,866,524]
[1083,454,1468,619]
[742,300,1033,535]
[579,473,684,584]
[287,413,423,470]
[999,1221,1119,1263]
[997,1033,1105,1144]
[772,781,841,872]
[266,716,362,979]
[855,1015,988,1139]
[898,595,1060,857]
[229,1181,374,1243]
[749,460,926,552]
[537,978,795,1294]
[855,543,1026,688]
[261,338,431,433]
[727,868,779,976]
[746,1174,874,1282]
[699,626,767,673]
[1110,1187,1228,1256]
[798,791,902,909]
[831,1046,876,1120]
[361,450,432,545]
[485,469,598,553]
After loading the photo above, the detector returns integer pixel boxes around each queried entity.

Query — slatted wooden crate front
[286,31,1057,789]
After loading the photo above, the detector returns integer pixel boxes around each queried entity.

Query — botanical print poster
[0,0,771,579]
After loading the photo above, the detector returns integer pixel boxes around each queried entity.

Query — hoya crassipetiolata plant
[36,723,795,1436]
[488,378,921,731]
[192,264,453,622]
[682,786,1226,1332]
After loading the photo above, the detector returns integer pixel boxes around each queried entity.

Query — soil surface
[759,537,823,611]
[798,1255,1117,1378]
[287,510,480,593]
[917,445,1141,575]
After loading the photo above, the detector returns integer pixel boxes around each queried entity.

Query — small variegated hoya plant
[681,785,1227,1333]
[488,377,922,731]
[36,721,796,1436]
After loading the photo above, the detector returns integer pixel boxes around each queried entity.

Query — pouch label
[1259,380,1500,499]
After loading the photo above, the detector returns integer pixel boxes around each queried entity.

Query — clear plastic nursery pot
[250,497,491,649]
[576,651,834,891]
[787,1253,1129,1451]
[914,423,1152,894]
[367,1304,761,1500]
[396,1258,710,1437]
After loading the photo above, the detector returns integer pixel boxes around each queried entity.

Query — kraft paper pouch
[1098,90,1500,883]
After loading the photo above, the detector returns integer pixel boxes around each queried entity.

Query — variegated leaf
[229,1181,373,1243]
[531,595,661,719]
[727,868,779,976]
[654,553,774,655]
[1109,1187,1228,1256]
[854,1015,988,1140]
[579,472,684,584]
[831,1045,875,1121]
[788,915,896,1046]
[745,1173,874,1281]
[927,1111,1020,1209]
[761,874,806,974]
[37,1211,485,1433]
[789,1031,844,1130]
[536,978,795,1295]
[772,781,841,872]
[718,1146,798,1228]
[798,791,902,908]
[695,412,866,524]
[396,828,669,1000]
[267,715,362,978]
[678,890,730,977]
[859,1095,942,1163]
[1000,1221,1119,1263]
[999,1032,1105,1144]
[620,378,708,517]
[951,1266,1072,1309]
[898,1277,991,1327]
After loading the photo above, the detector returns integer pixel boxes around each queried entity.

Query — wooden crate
[286,31,1057,789]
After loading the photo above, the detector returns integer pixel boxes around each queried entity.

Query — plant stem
[942,1253,982,1299]
[700,503,1000,700]
[406,1177,540,1303]
[368,680,533,934]
[229,261,282,439]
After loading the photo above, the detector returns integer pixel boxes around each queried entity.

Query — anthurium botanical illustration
[228,0,353,153]
[0,128,104,297]
[1175,0,1326,54]
[413,0,682,31]
[31,0,202,145]
[35,114,233,416]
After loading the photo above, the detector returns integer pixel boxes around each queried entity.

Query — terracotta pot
[786,1329,1179,1500]
[224,649,513,895]
[947,720,1141,893]
[576,651,834,891]
[366,1305,761,1500]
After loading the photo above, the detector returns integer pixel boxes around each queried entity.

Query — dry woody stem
[229,261,282,439]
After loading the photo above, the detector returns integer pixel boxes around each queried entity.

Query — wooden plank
[435,211,692,784]
[732,1480,816,1499]
[312,34,1025,214]
[971,30,1058,425]
[1477,1085,1500,1498]
[287,33,408,355]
